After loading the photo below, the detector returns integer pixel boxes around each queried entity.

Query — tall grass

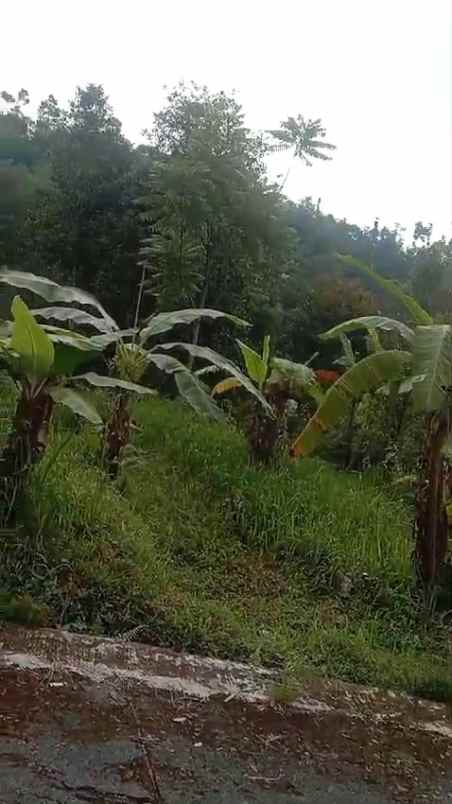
[0,429,171,634]
[0,394,450,698]
[133,398,413,591]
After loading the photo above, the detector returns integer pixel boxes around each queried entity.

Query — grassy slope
[1,395,451,698]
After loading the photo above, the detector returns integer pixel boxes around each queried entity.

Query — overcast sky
[3,0,451,240]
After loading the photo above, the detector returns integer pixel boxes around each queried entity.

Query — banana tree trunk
[248,392,287,466]
[415,412,450,587]
[104,393,131,478]
[2,387,55,475]
[0,386,55,522]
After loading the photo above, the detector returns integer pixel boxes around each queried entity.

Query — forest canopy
[1,82,450,365]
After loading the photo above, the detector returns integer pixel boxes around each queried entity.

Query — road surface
[0,627,451,803]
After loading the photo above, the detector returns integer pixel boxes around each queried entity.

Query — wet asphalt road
[1,627,452,803]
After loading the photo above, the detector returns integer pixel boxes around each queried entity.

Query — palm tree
[267,115,336,189]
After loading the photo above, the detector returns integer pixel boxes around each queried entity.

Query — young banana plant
[0,297,104,521]
[207,336,323,464]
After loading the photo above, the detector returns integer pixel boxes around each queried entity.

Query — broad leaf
[291,350,412,458]
[33,307,113,332]
[268,357,324,405]
[49,387,103,425]
[72,372,156,395]
[147,352,194,375]
[0,269,118,331]
[139,308,249,343]
[336,255,432,326]
[237,340,267,389]
[43,325,101,348]
[88,329,137,348]
[11,296,54,382]
[322,315,415,345]
[412,325,452,413]
[137,351,225,420]
[175,371,224,421]
[42,325,103,376]
[155,343,273,415]
[52,343,100,376]
[212,377,242,396]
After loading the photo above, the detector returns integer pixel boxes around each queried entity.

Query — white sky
[2,0,452,240]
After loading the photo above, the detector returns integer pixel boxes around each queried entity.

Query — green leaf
[33,307,113,332]
[336,255,432,326]
[322,315,415,345]
[262,335,270,367]
[136,351,224,420]
[412,325,452,413]
[154,343,273,414]
[237,340,268,389]
[10,296,54,382]
[88,329,137,348]
[175,371,224,421]
[147,353,191,375]
[139,308,249,343]
[0,269,118,331]
[72,372,156,395]
[267,357,324,405]
[52,343,100,376]
[338,333,355,368]
[49,387,103,425]
[40,325,103,376]
[291,350,412,458]
[366,328,383,353]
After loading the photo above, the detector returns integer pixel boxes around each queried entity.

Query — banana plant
[203,336,323,464]
[0,298,111,520]
[0,270,158,482]
[0,269,258,475]
[290,293,452,588]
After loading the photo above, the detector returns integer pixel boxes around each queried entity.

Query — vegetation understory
[1,393,451,702]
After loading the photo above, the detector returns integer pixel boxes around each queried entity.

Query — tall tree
[0,89,47,266]
[141,83,330,353]
[23,85,147,324]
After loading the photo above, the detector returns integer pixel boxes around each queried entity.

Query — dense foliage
[2,81,452,699]
[2,82,451,359]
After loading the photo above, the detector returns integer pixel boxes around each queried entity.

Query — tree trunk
[103,393,131,478]
[133,263,147,330]
[1,388,55,474]
[414,412,450,588]
[248,392,287,466]
[189,279,209,367]
[0,387,55,523]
